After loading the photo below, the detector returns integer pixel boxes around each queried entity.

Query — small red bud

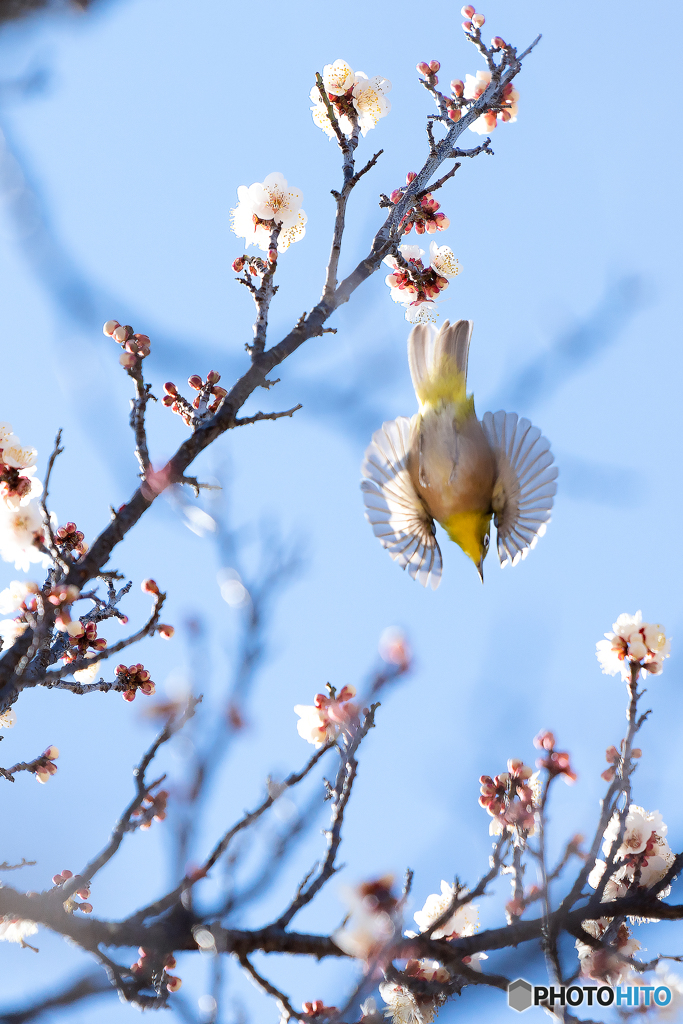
[268,249,278,263]
[188,375,203,390]
[103,320,120,336]
[119,352,136,368]
[429,60,440,73]
[141,579,159,595]
[492,36,505,48]
[462,20,472,31]
[158,624,175,639]
[448,109,462,122]
[206,370,221,385]
[416,62,430,75]
[451,79,464,96]
[461,4,475,15]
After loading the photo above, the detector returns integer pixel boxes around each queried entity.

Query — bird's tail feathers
[407,319,474,409]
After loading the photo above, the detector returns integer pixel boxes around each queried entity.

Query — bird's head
[442,510,492,582]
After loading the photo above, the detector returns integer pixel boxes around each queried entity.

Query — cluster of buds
[103,321,151,369]
[132,788,169,829]
[131,948,181,992]
[61,620,106,661]
[51,869,93,912]
[34,745,59,784]
[601,741,642,783]
[390,173,450,235]
[294,684,359,748]
[116,663,155,701]
[384,246,453,312]
[479,759,536,837]
[54,522,87,557]
[232,251,277,276]
[0,424,41,511]
[596,612,670,680]
[461,5,486,32]
[162,372,227,427]
[302,1002,339,1020]
[534,731,577,784]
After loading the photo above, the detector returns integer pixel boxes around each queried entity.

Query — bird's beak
[476,556,484,583]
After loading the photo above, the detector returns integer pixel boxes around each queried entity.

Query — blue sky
[0,1,682,1021]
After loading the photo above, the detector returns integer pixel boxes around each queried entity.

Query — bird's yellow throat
[442,509,492,566]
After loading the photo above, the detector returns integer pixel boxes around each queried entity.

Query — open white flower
[0,501,50,572]
[429,242,460,278]
[596,612,670,679]
[1,442,37,471]
[0,916,38,944]
[0,580,36,615]
[73,651,101,685]
[0,708,16,728]
[311,61,391,139]
[463,70,492,100]
[0,618,29,647]
[352,73,391,135]
[231,172,307,253]
[603,805,667,860]
[412,881,479,939]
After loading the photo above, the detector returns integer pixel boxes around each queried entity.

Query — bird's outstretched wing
[481,411,558,568]
[361,416,442,589]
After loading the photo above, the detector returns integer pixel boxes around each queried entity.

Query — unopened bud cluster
[232,252,277,277]
[133,788,169,829]
[61,620,106,661]
[103,321,151,369]
[116,663,156,701]
[131,947,181,992]
[479,759,536,836]
[533,730,577,784]
[34,745,59,784]
[162,373,227,426]
[390,174,450,235]
[461,5,485,31]
[55,522,87,557]
[51,869,93,912]
[302,1001,340,1019]
[601,740,641,783]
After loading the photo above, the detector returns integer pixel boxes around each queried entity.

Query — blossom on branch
[0,708,16,728]
[231,172,307,253]
[596,611,670,679]
[0,422,42,511]
[310,60,391,139]
[588,804,676,902]
[411,880,480,941]
[333,875,399,961]
[383,242,459,324]
[294,685,357,747]
[0,916,38,946]
[575,918,640,985]
[379,960,450,1024]
[0,501,50,572]
[462,70,520,135]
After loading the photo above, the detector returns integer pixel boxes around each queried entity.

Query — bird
[360,319,557,588]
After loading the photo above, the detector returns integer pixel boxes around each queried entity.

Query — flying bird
[361,319,557,588]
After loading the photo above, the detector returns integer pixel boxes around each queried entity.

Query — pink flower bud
[140,682,156,696]
[232,257,245,272]
[206,370,221,385]
[162,395,174,407]
[416,62,430,75]
[119,352,137,368]
[406,171,417,183]
[122,689,136,702]
[112,326,129,343]
[134,334,150,345]
[451,79,464,96]
[429,60,441,73]
[188,375,203,391]
[163,382,178,396]
[158,624,175,639]
[103,320,120,336]
[268,249,278,263]
[79,902,93,913]
[166,976,182,993]
[448,109,461,122]
[165,955,177,969]
[631,748,642,758]
[462,19,472,30]
[141,578,159,595]
[461,4,475,15]
[472,12,485,26]
[76,888,90,899]
[35,769,51,783]
[43,746,59,760]
[492,36,505,48]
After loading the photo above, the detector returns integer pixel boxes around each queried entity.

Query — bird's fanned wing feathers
[481,411,558,568]
[361,415,442,589]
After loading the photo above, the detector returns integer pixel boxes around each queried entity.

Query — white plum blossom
[575,918,640,985]
[333,876,399,961]
[0,708,16,728]
[378,963,449,1024]
[464,71,492,101]
[0,916,38,945]
[0,618,29,647]
[310,60,391,139]
[0,424,42,510]
[410,881,481,941]
[0,580,37,615]
[294,685,357,748]
[0,501,50,572]
[352,73,392,135]
[603,805,667,860]
[72,651,101,685]
[462,70,519,134]
[429,242,460,279]
[231,172,307,253]
[596,612,670,679]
